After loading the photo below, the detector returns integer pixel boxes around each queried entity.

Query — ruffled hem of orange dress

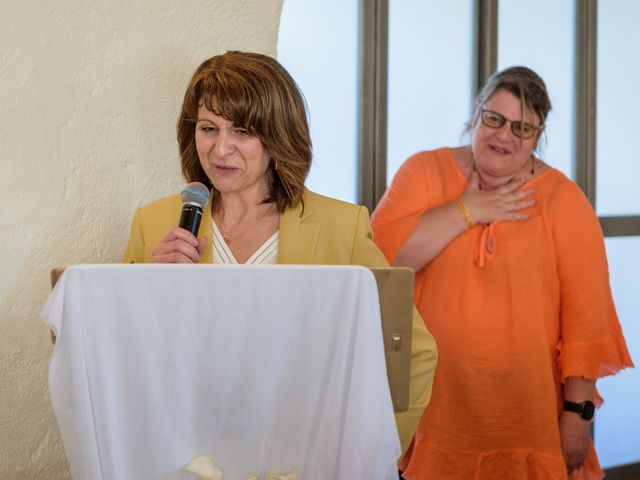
[400,444,604,480]
[558,334,634,386]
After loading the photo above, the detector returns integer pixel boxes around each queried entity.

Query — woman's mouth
[214,164,239,172]
[489,145,510,155]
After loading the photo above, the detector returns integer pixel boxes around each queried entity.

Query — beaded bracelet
[455,199,474,230]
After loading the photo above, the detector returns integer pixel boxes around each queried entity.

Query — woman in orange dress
[371,66,633,479]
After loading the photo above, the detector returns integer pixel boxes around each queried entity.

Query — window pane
[277,0,359,203]
[595,237,640,468]
[498,0,575,179]
[596,0,640,216]
[387,0,473,183]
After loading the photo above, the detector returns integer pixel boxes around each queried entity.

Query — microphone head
[181,182,210,209]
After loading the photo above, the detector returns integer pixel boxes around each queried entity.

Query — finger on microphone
[170,227,199,246]
[197,236,208,254]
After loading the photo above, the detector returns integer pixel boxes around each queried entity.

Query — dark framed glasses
[480,109,542,139]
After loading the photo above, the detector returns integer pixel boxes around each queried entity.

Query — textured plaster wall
[0,0,283,477]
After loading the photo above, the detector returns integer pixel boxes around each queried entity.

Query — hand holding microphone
[151,182,211,263]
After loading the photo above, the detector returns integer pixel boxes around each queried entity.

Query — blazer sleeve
[121,194,188,264]
[352,205,438,457]
[123,208,145,263]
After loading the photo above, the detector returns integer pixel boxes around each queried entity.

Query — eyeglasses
[480,109,542,139]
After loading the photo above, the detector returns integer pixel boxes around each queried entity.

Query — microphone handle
[179,204,203,236]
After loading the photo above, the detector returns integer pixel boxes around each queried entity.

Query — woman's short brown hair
[177,51,312,212]
[465,66,552,152]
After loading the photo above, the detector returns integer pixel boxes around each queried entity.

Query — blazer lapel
[201,194,214,264]
[278,188,320,264]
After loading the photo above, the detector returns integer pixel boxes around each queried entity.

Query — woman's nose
[213,130,235,157]
[496,121,513,139]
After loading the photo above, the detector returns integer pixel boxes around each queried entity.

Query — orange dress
[371,147,633,480]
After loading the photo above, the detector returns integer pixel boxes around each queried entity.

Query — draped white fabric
[43,264,400,480]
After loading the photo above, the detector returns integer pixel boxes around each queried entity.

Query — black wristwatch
[563,400,595,421]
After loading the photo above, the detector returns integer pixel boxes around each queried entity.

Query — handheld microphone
[179,182,211,236]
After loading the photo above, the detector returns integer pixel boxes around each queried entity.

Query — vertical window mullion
[473,0,498,98]
[359,0,389,211]
[574,0,598,206]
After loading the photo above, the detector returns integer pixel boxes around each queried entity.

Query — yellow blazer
[123,188,437,456]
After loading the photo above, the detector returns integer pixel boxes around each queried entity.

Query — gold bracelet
[455,199,473,230]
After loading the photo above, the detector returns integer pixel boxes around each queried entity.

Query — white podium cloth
[43,264,400,480]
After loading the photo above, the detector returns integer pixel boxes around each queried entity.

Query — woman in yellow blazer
[123,50,437,457]
[127,187,389,266]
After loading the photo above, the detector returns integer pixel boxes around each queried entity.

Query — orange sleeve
[371,153,430,264]
[550,181,633,382]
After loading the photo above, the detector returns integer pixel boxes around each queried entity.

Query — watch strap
[563,400,595,420]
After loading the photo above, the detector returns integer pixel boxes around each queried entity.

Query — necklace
[220,229,231,244]
[213,220,233,244]
[213,202,279,246]
[214,210,272,245]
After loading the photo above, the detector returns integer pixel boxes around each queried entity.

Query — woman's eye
[199,126,217,133]
[517,123,533,134]
[233,128,248,136]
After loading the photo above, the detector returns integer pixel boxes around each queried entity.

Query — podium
[43,264,402,479]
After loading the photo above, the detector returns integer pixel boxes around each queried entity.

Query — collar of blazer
[278,188,321,265]
[200,188,321,265]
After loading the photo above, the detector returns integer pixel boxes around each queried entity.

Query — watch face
[582,401,595,420]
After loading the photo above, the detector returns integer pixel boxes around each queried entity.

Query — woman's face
[195,104,272,197]
[471,89,541,183]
